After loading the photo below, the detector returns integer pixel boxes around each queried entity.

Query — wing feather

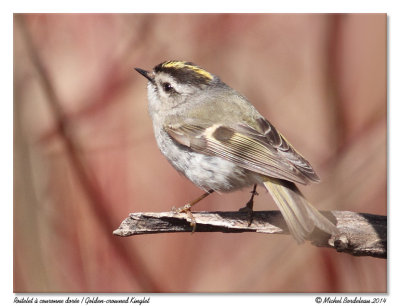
[165,118,320,185]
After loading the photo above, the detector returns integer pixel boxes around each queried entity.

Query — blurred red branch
[15,15,161,292]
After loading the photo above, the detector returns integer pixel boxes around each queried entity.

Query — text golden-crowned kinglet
[135,60,338,243]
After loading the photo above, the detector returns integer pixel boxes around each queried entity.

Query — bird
[135,60,338,243]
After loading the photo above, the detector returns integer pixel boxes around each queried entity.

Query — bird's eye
[162,82,174,93]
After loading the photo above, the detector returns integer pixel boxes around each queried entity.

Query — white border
[3,0,398,305]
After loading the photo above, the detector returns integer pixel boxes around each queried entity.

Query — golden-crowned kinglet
[135,60,337,243]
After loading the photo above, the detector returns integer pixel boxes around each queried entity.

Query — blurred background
[13,13,386,292]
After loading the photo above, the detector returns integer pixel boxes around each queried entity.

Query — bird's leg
[173,190,214,232]
[239,184,258,226]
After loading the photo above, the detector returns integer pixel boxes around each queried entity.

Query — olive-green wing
[165,117,320,185]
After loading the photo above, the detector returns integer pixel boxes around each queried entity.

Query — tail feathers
[263,179,338,243]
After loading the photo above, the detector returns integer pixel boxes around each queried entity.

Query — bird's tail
[262,178,338,243]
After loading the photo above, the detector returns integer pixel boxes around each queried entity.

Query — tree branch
[113,210,386,259]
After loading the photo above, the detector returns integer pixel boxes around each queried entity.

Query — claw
[238,184,258,226]
[171,190,214,233]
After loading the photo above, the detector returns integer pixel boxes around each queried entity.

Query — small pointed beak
[135,68,154,82]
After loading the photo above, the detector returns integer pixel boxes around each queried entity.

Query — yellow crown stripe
[162,61,213,80]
